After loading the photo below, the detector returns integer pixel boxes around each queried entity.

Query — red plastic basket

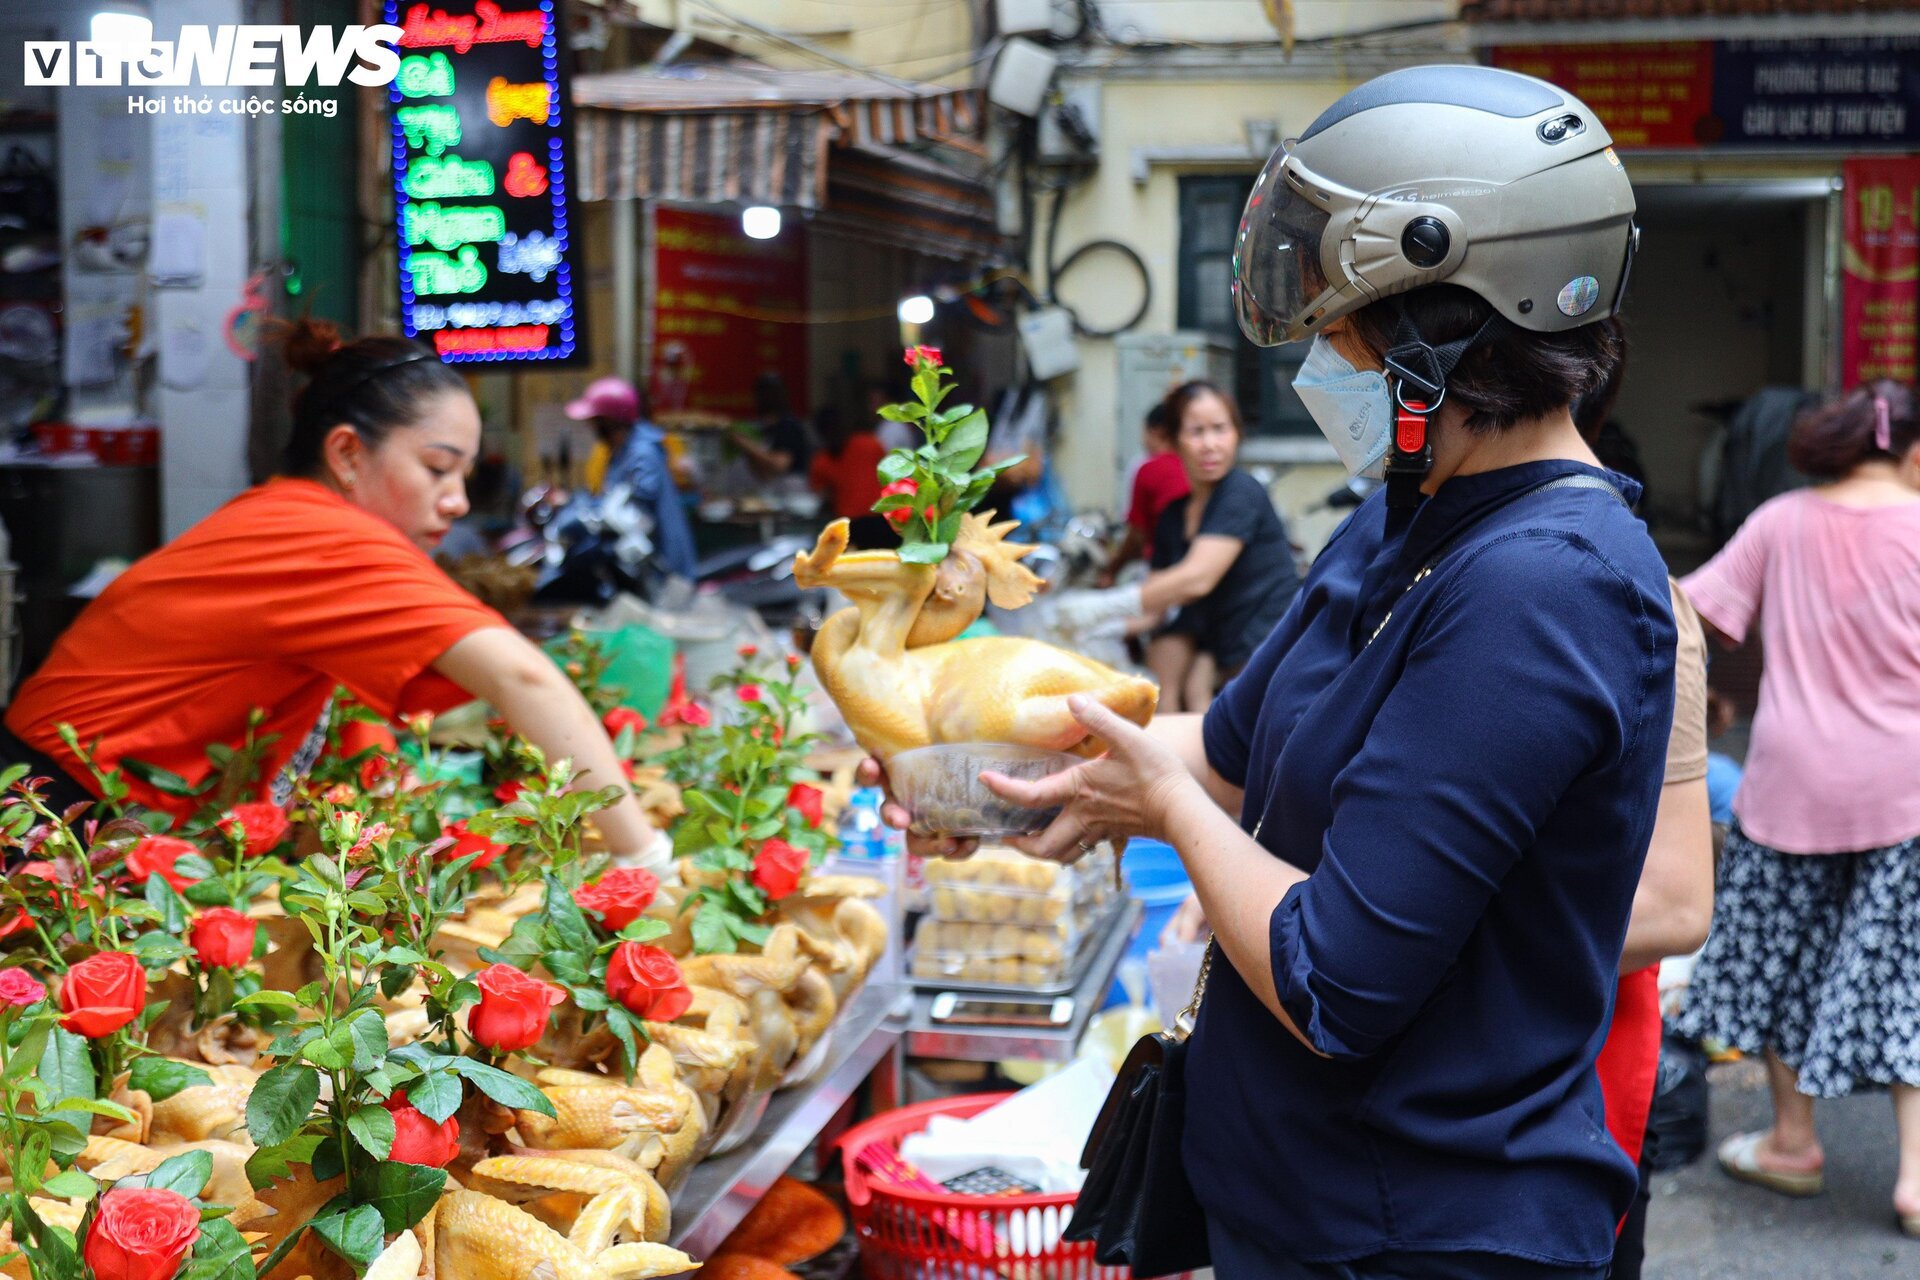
[836,1093,1194,1280]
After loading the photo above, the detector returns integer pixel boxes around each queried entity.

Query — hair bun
[280,317,345,376]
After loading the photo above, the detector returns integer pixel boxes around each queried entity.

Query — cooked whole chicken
[794,514,1157,762]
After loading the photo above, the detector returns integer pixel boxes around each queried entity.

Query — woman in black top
[1137,381,1299,711]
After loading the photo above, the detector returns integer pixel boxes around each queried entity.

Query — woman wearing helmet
[965,67,1675,1275]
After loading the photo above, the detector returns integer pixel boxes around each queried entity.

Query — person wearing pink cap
[565,377,698,580]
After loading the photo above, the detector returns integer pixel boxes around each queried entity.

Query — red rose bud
[0,860,64,939]
[125,836,201,894]
[879,479,918,527]
[661,700,712,729]
[386,1092,461,1167]
[468,963,566,1053]
[82,1186,200,1280]
[737,644,759,659]
[188,909,257,970]
[0,968,47,1008]
[574,868,661,933]
[604,943,694,1023]
[494,778,530,804]
[785,783,825,829]
[358,754,393,794]
[904,345,943,368]
[440,820,508,873]
[59,950,147,1038]
[737,684,763,703]
[602,706,649,739]
[752,838,810,902]
[217,802,290,858]
[786,654,803,671]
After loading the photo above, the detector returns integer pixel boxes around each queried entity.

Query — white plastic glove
[1052,584,1144,639]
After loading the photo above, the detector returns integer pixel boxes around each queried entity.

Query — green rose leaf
[406,1068,463,1124]
[143,874,189,933]
[129,1056,214,1103]
[897,540,950,565]
[311,1204,387,1272]
[36,1168,97,1199]
[877,452,916,482]
[246,1063,322,1149]
[349,1009,390,1073]
[128,1149,214,1199]
[243,1134,326,1191]
[361,1161,448,1235]
[445,1057,555,1117]
[37,1028,94,1108]
[347,1103,396,1162]
[944,408,989,471]
[181,1217,255,1280]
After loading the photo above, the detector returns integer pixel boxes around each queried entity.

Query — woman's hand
[981,695,1201,862]
[854,757,980,861]
[1162,892,1208,946]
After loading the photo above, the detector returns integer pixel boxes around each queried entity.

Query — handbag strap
[1174,473,1626,1041]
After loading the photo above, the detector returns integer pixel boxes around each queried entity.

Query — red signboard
[651,209,808,417]
[1493,43,1713,149]
[1842,156,1920,387]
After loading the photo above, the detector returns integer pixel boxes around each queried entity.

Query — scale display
[386,0,584,364]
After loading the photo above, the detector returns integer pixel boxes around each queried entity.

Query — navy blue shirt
[1187,460,1677,1267]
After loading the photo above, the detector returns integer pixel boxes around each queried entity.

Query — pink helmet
[565,376,641,424]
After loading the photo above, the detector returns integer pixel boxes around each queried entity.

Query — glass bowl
[889,743,1081,839]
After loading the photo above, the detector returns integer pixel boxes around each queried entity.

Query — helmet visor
[1233,147,1331,347]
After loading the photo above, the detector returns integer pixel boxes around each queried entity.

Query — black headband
[320,349,440,411]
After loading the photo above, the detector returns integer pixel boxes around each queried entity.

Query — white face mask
[1291,335,1394,480]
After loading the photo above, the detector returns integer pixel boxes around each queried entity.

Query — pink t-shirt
[1681,488,1920,854]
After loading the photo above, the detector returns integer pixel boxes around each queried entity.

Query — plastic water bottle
[835,787,888,859]
[830,787,904,985]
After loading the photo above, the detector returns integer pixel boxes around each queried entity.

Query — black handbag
[1063,938,1215,1277]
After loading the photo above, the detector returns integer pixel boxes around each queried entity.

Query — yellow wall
[621,0,979,82]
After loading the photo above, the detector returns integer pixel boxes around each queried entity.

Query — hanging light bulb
[90,3,152,50]
[897,295,935,325]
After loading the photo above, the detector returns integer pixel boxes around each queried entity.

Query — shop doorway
[1607,179,1834,565]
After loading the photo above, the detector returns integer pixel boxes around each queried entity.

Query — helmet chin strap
[1381,308,1512,510]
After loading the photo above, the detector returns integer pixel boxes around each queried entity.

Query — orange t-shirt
[808,434,888,520]
[6,478,504,817]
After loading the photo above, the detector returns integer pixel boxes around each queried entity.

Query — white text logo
[24,25,403,87]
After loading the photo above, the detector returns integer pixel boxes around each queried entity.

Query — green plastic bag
[544,624,675,719]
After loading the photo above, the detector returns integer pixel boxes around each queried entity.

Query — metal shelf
[669,980,906,1259]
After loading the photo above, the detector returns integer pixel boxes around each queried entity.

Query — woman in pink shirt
[1674,380,1920,1233]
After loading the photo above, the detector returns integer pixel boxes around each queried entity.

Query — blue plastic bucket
[1104,839,1193,1008]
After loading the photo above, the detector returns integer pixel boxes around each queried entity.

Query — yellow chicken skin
[795,515,1157,763]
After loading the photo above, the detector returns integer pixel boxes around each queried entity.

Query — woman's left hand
[981,695,1200,861]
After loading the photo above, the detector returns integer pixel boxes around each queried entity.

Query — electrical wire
[1042,181,1151,338]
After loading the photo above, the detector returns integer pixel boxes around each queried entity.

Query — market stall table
[904,898,1144,1064]
[670,979,908,1259]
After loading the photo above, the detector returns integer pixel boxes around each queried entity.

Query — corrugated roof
[573,61,966,113]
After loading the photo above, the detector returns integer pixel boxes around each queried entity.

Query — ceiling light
[741,206,781,240]
[897,295,934,325]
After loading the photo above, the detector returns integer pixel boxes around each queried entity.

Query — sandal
[1717,1131,1824,1198]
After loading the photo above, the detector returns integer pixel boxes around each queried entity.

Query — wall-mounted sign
[1842,156,1920,387]
[651,209,808,416]
[1492,37,1920,150]
[387,0,584,364]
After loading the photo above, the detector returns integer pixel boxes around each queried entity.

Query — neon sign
[396,51,455,97]
[403,154,495,198]
[388,0,581,363]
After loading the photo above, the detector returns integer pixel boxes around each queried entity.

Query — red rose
[59,951,145,1043]
[0,861,63,939]
[468,963,565,1053]
[440,820,507,872]
[602,706,648,740]
[125,836,201,894]
[604,943,693,1022]
[660,700,711,729]
[904,345,942,368]
[737,684,763,704]
[752,838,810,902]
[217,802,290,859]
[358,755,393,794]
[494,778,530,804]
[785,783,824,829]
[82,1186,200,1280]
[59,950,147,1038]
[0,969,47,1008]
[386,1092,461,1167]
[188,909,257,970]
[879,479,919,528]
[574,868,660,933]
[737,644,758,659]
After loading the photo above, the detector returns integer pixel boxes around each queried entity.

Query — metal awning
[571,61,987,217]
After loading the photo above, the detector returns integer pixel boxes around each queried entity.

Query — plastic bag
[1643,1033,1710,1172]
[544,623,674,719]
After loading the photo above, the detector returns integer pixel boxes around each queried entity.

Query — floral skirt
[1673,821,1920,1097]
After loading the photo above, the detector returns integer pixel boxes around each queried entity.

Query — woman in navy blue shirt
[965,69,1676,1277]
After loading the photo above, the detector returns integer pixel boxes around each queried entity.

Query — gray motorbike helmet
[1233,65,1638,348]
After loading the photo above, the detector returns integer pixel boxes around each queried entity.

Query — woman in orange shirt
[5,321,664,862]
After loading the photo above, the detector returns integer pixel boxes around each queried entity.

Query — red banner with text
[1842,156,1920,387]
[651,209,808,417]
